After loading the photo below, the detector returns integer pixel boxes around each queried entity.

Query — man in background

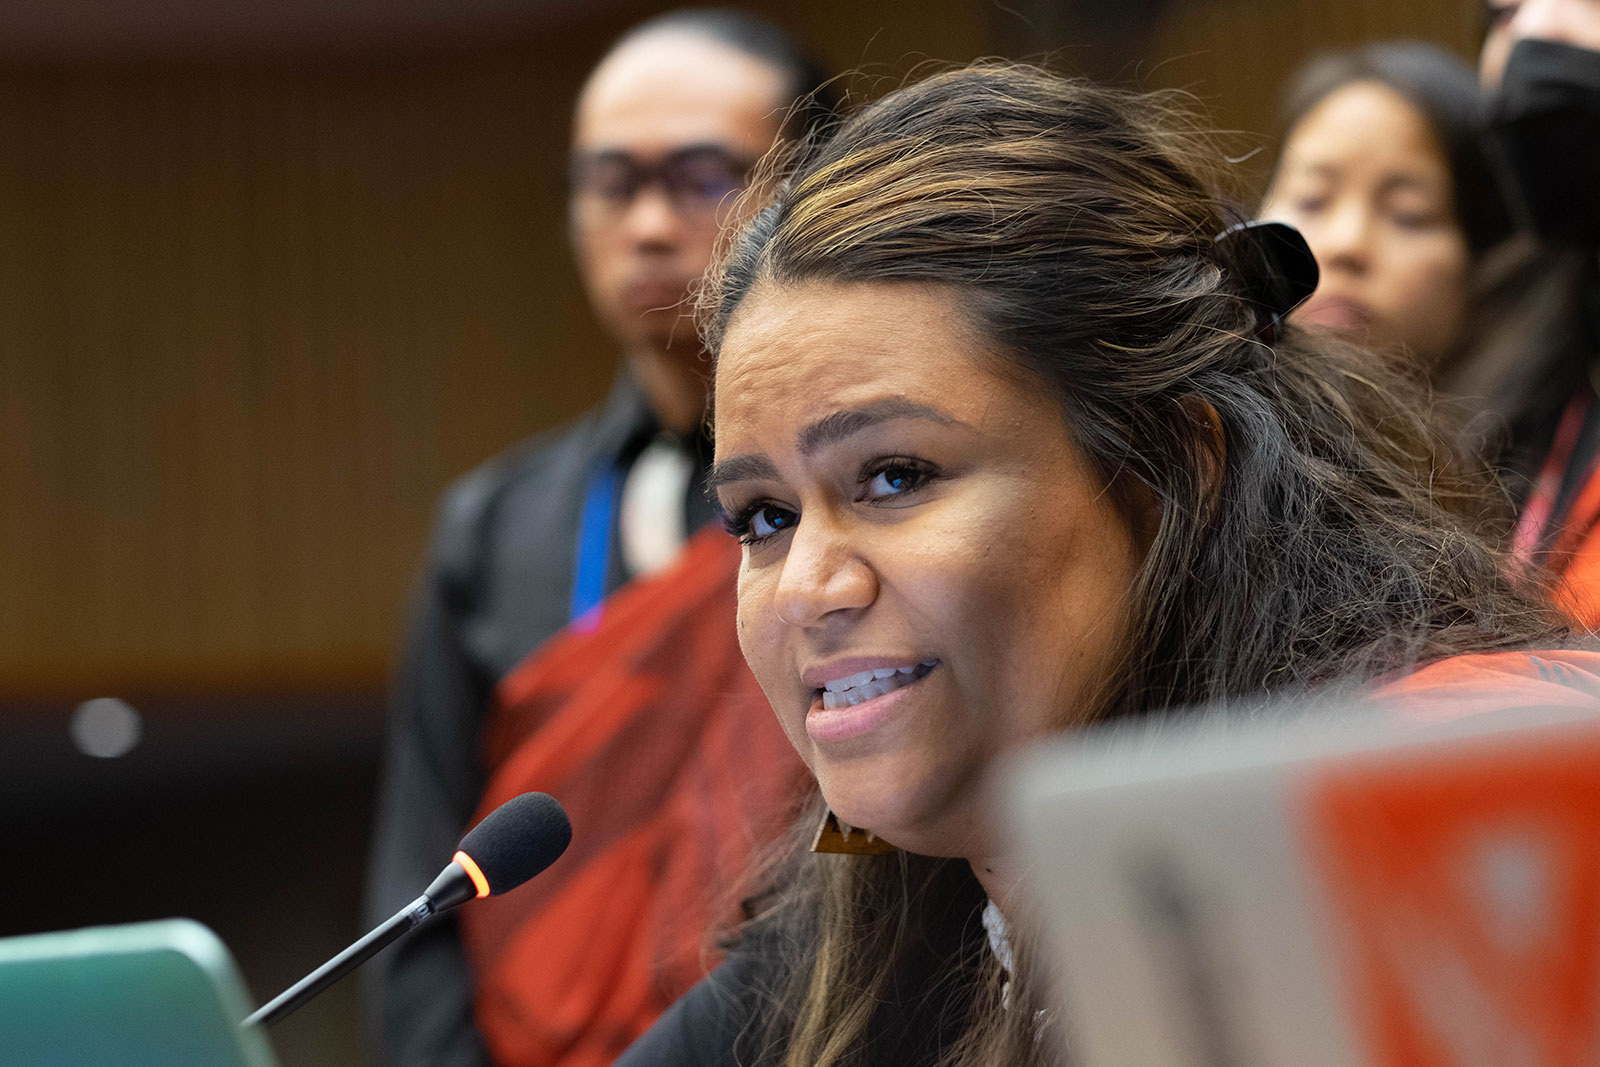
[365,12,834,1065]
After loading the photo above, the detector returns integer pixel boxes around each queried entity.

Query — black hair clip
[1212,220,1319,345]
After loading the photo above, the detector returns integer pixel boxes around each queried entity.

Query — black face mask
[1489,37,1600,248]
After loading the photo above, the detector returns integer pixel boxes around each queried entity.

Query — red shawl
[460,527,808,1067]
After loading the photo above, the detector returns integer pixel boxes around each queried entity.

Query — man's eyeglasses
[570,145,756,223]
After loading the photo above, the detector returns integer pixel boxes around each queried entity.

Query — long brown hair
[705,63,1570,1066]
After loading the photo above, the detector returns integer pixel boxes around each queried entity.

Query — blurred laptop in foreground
[0,918,278,1067]
[1008,677,1600,1066]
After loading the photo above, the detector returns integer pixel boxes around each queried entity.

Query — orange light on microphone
[452,850,491,898]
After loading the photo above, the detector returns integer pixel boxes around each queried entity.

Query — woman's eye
[861,460,933,501]
[720,497,797,545]
[722,502,797,545]
[1389,207,1446,231]
[1485,0,1519,28]
[749,504,795,538]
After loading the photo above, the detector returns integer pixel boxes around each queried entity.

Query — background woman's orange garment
[1513,393,1600,629]
[1374,648,1600,719]
[459,527,807,1067]
[1546,511,1600,627]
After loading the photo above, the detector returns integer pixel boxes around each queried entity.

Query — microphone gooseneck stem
[242,894,433,1029]
[232,795,568,1032]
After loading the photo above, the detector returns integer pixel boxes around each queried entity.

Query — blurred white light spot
[70,698,143,758]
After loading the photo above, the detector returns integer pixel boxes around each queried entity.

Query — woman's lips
[1297,295,1372,331]
[805,663,939,744]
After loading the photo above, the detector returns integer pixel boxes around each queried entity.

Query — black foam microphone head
[457,792,572,896]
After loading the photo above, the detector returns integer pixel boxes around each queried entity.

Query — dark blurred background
[0,1,1483,1063]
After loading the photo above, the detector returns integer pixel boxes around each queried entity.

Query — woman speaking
[618,63,1594,1066]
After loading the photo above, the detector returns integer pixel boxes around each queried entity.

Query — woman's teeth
[819,661,937,710]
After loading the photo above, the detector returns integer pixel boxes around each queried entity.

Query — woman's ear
[1113,396,1225,557]
[1112,466,1163,559]
[1180,394,1227,507]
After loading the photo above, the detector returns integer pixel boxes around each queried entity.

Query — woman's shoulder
[1372,647,1600,722]
[615,948,773,1067]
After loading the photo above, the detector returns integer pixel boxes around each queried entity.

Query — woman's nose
[1511,0,1590,47]
[772,514,878,629]
[1311,201,1374,274]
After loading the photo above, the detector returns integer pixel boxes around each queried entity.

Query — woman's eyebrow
[706,453,779,494]
[796,399,963,455]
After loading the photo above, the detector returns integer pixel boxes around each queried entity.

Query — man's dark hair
[609,8,839,139]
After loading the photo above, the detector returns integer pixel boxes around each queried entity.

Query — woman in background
[617,63,1590,1067]
[1261,40,1590,493]
[1259,42,1511,371]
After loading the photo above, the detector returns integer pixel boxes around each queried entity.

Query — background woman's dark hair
[610,8,840,139]
[1275,40,1511,250]
[705,62,1569,1067]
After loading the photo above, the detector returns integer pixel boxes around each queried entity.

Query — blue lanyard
[569,463,619,627]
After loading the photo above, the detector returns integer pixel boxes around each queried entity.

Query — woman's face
[711,280,1141,857]
[1261,80,1470,364]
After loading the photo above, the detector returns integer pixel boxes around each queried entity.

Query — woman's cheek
[735,573,777,693]
[1410,240,1470,345]
[734,568,811,757]
[1397,230,1467,293]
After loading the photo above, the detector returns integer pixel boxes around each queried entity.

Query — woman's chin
[822,793,923,851]
[821,791,979,858]
[823,797,897,838]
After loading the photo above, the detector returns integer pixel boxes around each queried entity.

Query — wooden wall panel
[1024,0,1485,194]
[1143,0,1482,184]
[0,55,615,697]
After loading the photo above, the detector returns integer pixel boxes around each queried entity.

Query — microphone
[243,791,571,1029]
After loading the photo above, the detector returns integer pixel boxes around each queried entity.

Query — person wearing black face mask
[1489,38,1600,243]
[1476,1,1600,629]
